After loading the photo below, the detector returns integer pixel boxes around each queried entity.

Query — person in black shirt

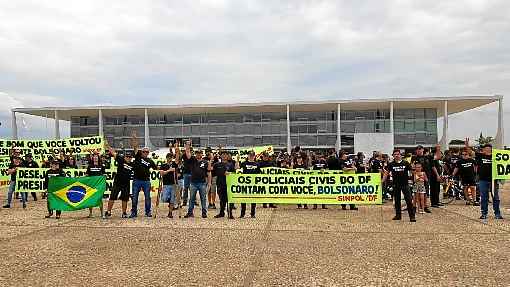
[66,156,78,169]
[206,150,218,210]
[180,142,194,207]
[238,151,260,218]
[23,153,39,201]
[44,160,65,219]
[160,152,179,218]
[259,152,277,209]
[429,148,444,208]
[452,148,478,205]
[383,149,416,222]
[184,143,212,219]
[86,153,106,219]
[312,154,328,210]
[130,147,158,218]
[339,151,358,211]
[105,148,134,218]
[293,154,309,209]
[477,144,502,220]
[3,156,25,209]
[213,151,236,219]
[327,150,340,170]
[354,152,366,174]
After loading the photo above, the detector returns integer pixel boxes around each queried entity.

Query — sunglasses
[462,153,468,156]
[142,150,149,153]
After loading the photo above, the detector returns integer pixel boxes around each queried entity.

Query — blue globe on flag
[66,185,87,203]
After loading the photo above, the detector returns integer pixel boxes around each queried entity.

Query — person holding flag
[86,153,106,219]
[44,160,65,219]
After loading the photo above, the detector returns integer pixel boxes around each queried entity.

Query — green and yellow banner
[493,149,510,180]
[48,176,106,211]
[231,145,274,160]
[227,173,382,205]
[0,136,104,156]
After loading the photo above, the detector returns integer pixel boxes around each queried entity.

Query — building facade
[11,95,505,152]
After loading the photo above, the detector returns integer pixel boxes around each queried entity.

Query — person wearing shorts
[160,152,178,218]
[105,148,133,218]
[453,148,478,206]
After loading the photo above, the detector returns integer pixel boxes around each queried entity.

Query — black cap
[125,151,134,157]
[416,145,424,150]
[51,160,60,165]
[481,143,492,148]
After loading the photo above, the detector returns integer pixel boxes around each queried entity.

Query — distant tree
[475,132,494,146]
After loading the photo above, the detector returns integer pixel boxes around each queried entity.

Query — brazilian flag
[48,176,106,211]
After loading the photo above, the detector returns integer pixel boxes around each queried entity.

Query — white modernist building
[11,95,505,152]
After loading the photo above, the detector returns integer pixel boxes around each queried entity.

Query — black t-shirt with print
[86,164,105,176]
[114,155,133,184]
[387,160,412,186]
[476,153,492,181]
[133,153,157,181]
[370,159,383,173]
[354,158,366,173]
[44,168,65,190]
[24,160,39,168]
[190,157,209,183]
[327,156,340,170]
[160,162,178,185]
[241,160,260,174]
[456,158,476,181]
[312,159,328,170]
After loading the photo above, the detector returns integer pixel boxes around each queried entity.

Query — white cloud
[0,0,508,143]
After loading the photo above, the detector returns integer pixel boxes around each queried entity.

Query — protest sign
[227,173,382,205]
[230,146,274,160]
[14,167,161,194]
[0,136,104,156]
[493,149,510,180]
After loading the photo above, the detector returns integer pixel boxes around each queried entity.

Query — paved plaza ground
[0,186,509,287]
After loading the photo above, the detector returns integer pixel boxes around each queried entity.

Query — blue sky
[0,0,508,143]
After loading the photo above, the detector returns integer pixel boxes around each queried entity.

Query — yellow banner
[0,136,104,156]
[493,149,510,180]
[227,173,382,205]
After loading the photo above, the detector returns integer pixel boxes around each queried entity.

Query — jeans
[131,180,151,216]
[479,180,501,217]
[161,185,175,204]
[7,181,26,206]
[182,173,191,204]
[187,181,207,216]
[393,184,415,219]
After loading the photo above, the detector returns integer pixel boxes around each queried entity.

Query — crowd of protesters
[2,138,504,222]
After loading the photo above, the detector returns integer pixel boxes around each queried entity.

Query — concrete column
[144,108,150,148]
[11,111,18,139]
[286,104,291,154]
[442,100,449,151]
[98,109,104,137]
[336,103,341,152]
[389,101,394,148]
[495,96,505,149]
[54,110,60,139]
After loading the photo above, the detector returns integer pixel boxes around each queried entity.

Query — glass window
[71,117,80,125]
[341,135,354,146]
[355,121,375,133]
[299,135,316,146]
[415,109,426,119]
[425,120,437,132]
[425,108,437,119]
[404,120,414,132]
[183,114,201,124]
[341,122,355,133]
[414,120,425,131]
